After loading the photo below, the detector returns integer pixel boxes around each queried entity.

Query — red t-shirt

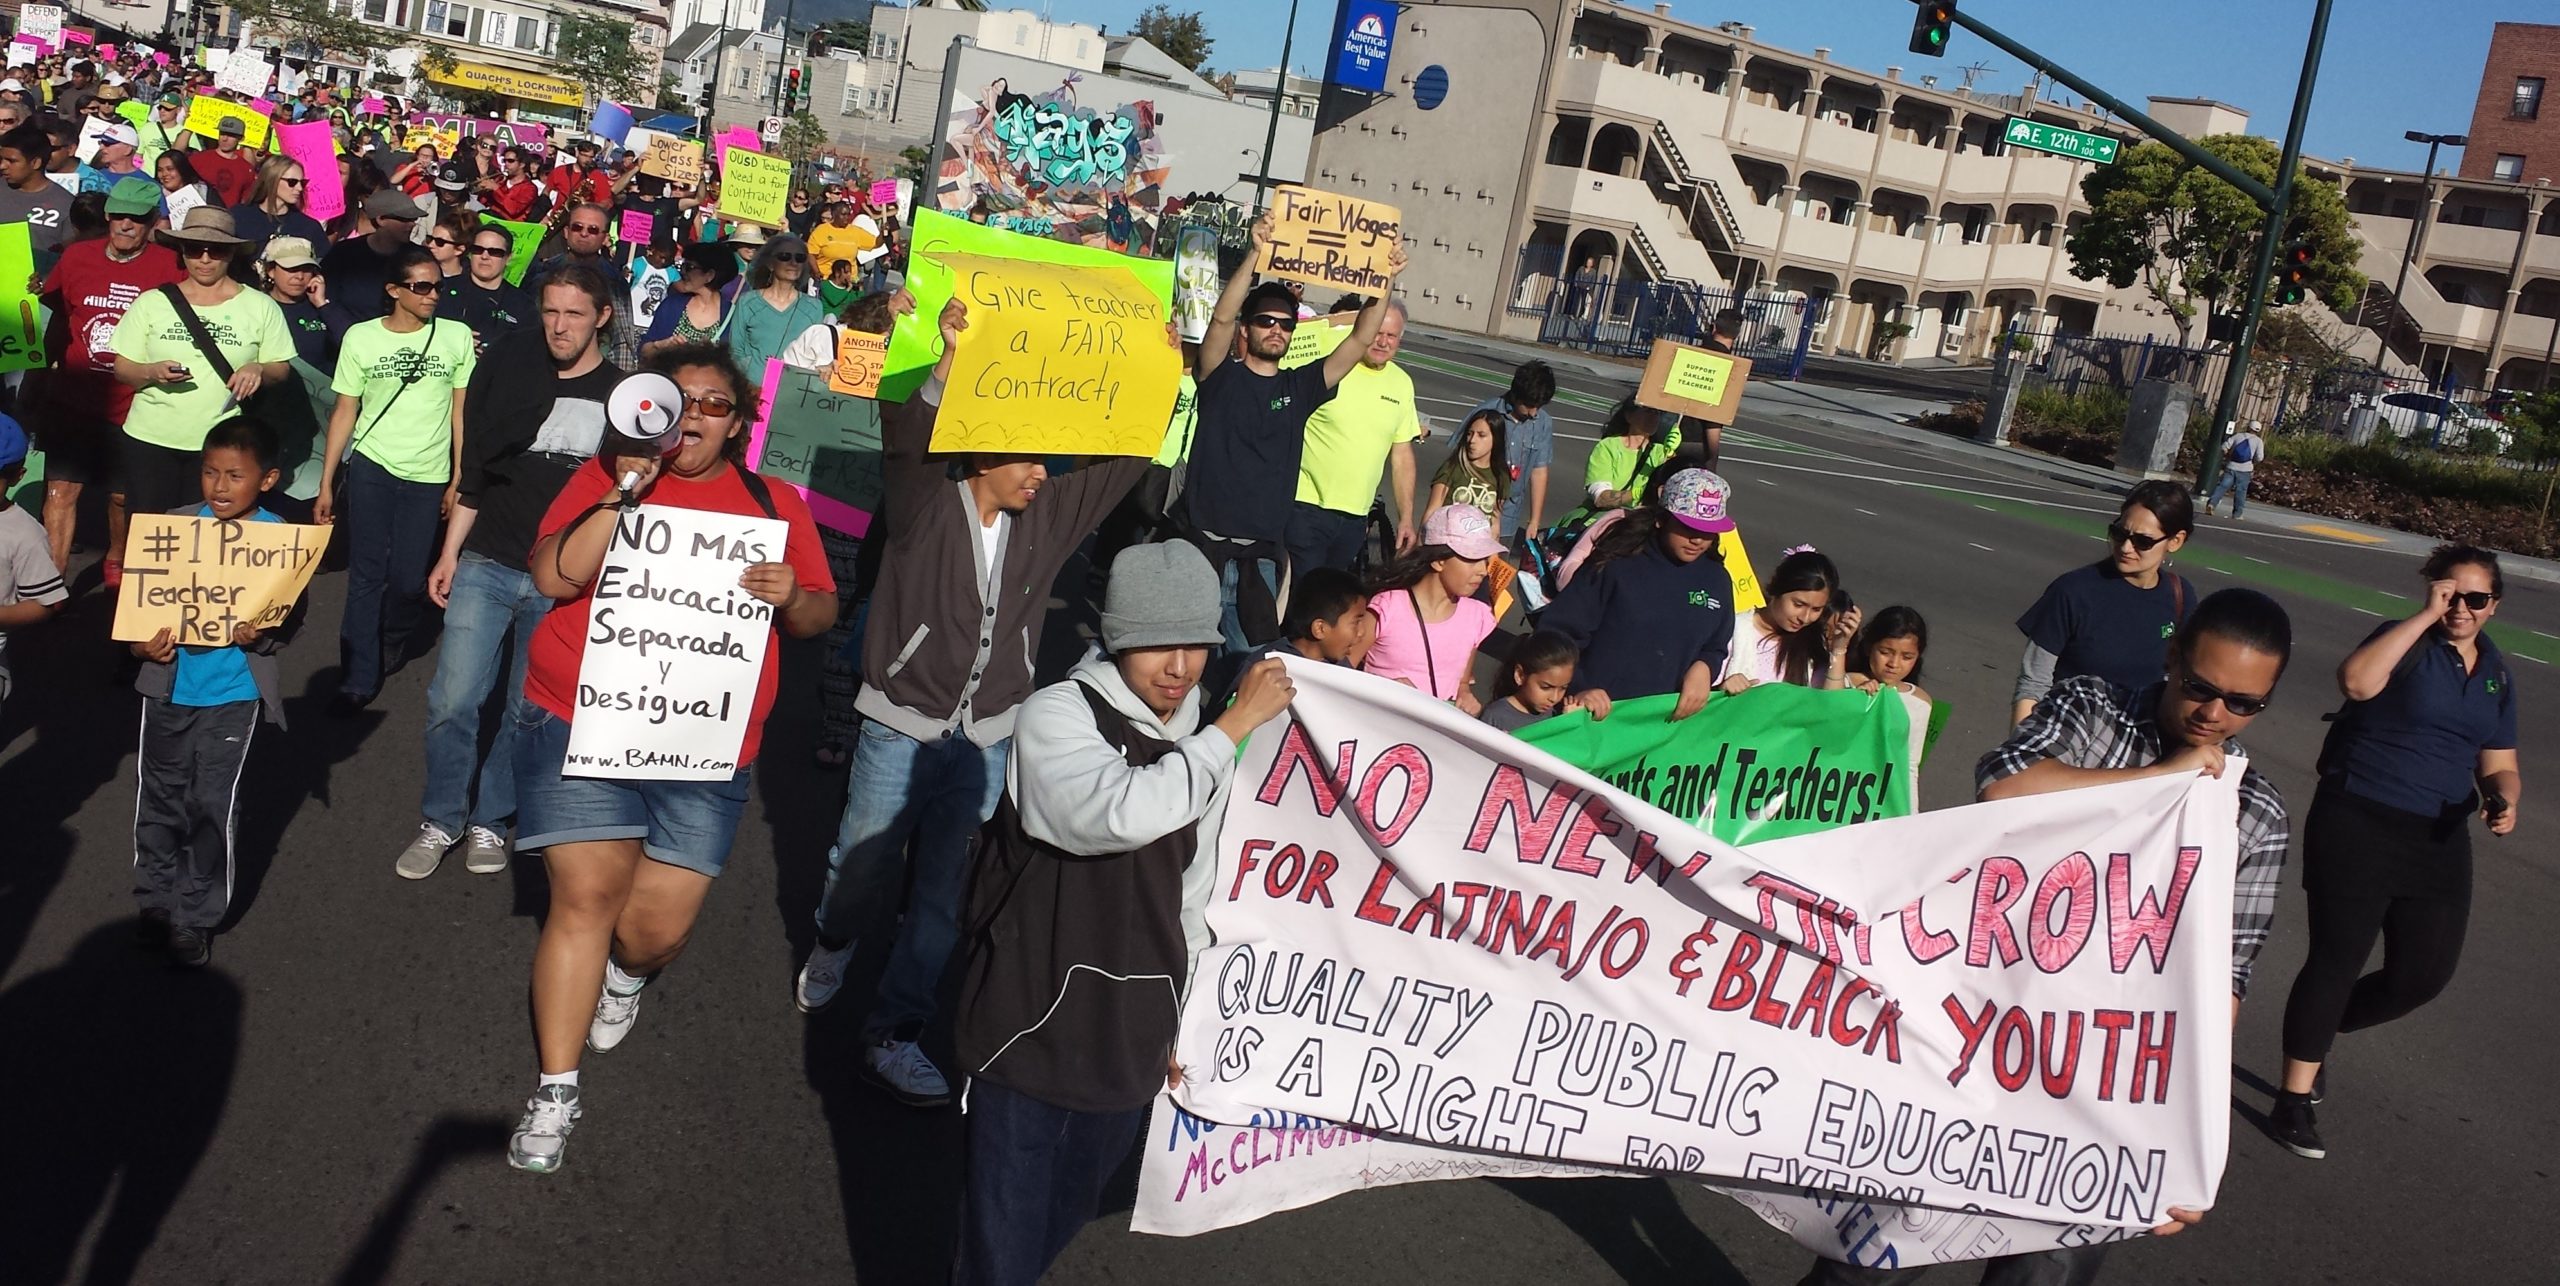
[543,164,614,209]
[192,148,259,207]
[39,240,184,424]
[523,459,834,768]
[486,176,540,222]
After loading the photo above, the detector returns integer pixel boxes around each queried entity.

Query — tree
[1132,4,1214,72]
[779,110,831,164]
[656,70,687,113]
[825,20,871,54]
[2065,134,2366,348]
[2503,390,2560,535]
[896,144,931,184]
[547,10,654,107]
[227,0,399,70]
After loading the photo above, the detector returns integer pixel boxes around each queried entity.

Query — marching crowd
[0,48,2535,1286]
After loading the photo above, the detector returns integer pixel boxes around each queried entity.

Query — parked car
[2373,391,2511,453]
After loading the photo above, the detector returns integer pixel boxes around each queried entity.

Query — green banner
[1515,683,1920,845]
[883,208,1176,403]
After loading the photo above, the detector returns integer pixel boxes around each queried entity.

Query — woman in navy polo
[2009,480,2196,725]
[2271,544,2523,1161]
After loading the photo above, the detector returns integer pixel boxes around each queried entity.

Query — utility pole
[2383,130,2466,366]
[771,0,802,116]
[1250,0,1302,214]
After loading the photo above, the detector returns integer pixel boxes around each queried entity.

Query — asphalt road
[1,336,2552,1285]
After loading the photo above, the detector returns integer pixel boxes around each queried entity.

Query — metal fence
[1510,258,1819,380]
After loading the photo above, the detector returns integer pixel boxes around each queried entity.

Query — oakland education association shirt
[331,316,479,484]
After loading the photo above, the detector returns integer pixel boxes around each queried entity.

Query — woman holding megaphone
[498,347,834,1175]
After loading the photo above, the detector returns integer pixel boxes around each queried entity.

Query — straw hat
[155,206,250,247]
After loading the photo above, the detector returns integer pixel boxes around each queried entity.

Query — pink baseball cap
[1423,504,1507,560]
[1660,468,1737,533]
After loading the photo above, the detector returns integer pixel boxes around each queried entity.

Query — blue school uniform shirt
[2015,562,2195,694]
[1541,539,1735,701]
[2319,622,2520,817]
[167,505,279,708]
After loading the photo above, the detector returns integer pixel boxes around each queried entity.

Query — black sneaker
[2269,1092,2325,1159]
[134,907,171,946]
[166,926,213,969]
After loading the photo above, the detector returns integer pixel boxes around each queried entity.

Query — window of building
[842,80,861,114]
[348,0,406,25]
[1016,24,1030,45]
[2493,154,2525,182]
[514,15,544,50]
[735,64,753,91]
[482,10,508,45]
[2515,77,2544,120]
[425,0,473,37]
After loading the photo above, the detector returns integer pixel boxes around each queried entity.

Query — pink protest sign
[276,121,346,223]
[98,44,116,60]
[619,210,654,247]
[62,30,93,47]
[711,126,761,170]
[868,179,898,208]
[152,52,170,68]
[248,97,276,117]
[358,96,386,116]
[13,36,55,58]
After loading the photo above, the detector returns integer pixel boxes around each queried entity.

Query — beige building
[1308,0,2138,362]
[2324,159,2560,392]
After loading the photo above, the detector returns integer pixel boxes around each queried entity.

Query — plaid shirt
[1977,676,2291,998]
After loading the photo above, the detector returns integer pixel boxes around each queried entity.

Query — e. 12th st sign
[2003,116,2119,165]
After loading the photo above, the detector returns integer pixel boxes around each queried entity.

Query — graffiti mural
[936,74,1171,254]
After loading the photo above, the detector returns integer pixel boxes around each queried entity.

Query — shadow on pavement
[0,591,141,983]
[0,923,243,1285]
[330,1113,512,1286]
[1495,1176,1755,1286]
[227,668,380,930]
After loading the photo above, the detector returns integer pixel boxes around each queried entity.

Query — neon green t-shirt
[116,286,297,453]
[1294,359,1421,515]
[331,317,479,484]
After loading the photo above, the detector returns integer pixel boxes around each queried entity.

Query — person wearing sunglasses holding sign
[314,247,478,716]
[2010,480,2197,726]
[2269,545,2523,1161]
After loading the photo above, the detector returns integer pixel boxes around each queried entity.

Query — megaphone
[606,371,685,459]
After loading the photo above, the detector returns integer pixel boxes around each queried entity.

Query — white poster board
[214,50,272,98]
[561,504,786,781]
[19,5,64,44]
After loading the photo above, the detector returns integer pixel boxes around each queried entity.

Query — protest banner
[590,102,634,146]
[748,360,883,538]
[827,329,887,399]
[1257,186,1402,295]
[61,28,91,47]
[1139,660,2238,1254]
[1515,684,1922,845]
[720,149,793,228]
[1172,224,1220,342]
[561,505,787,781]
[275,121,345,223]
[928,252,1182,457]
[111,516,332,645]
[936,64,1169,253]
[183,96,270,150]
[215,51,273,98]
[5,41,41,68]
[619,210,654,248]
[0,224,42,374]
[19,5,63,42]
[637,132,704,186]
[883,208,1176,403]
[1639,339,1751,426]
[406,112,547,152]
[487,219,545,287]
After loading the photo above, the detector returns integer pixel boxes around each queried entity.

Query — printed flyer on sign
[562,505,786,781]
[1139,660,2238,1261]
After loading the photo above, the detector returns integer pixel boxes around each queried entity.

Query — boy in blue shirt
[129,418,302,967]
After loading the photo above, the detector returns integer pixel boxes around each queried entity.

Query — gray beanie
[1101,542,1224,652]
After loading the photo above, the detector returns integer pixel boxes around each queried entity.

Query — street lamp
[2384,129,2467,364]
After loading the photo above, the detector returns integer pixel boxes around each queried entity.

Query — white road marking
[2246,555,2271,564]
[1973,503,1996,512]
[2522,653,2550,664]
[1969,542,1995,552]
[2205,565,2231,573]
[1855,508,1877,516]
[2535,630,2558,640]
[2353,607,2383,616]
[1758,477,1777,485]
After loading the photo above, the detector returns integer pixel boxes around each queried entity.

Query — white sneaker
[863,1037,951,1107]
[462,825,511,874]
[589,981,646,1053]
[796,939,856,1013]
[395,823,457,880]
[507,1084,582,1173]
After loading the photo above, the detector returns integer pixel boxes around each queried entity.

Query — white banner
[215,50,272,99]
[1140,661,2236,1263]
[562,504,784,781]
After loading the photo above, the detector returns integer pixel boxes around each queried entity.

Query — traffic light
[1909,1,1955,57]
[785,66,804,110]
[698,80,714,112]
[2273,219,2315,307]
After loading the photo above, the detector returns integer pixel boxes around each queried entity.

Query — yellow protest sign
[182,95,270,150]
[112,515,332,644]
[399,120,461,156]
[1722,525,1764,615]
[1258,186,1402,294]
[930,253,1181,457]
[1637,339,1750,424]
[828,329,888,397]
[721,149,792,228]
[1278,314,1354,369]
[639,133,704,186]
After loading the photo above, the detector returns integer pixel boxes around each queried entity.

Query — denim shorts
[513,708,754,878]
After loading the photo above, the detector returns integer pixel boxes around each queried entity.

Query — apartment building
[198,0,670,120]
[668,23,889,159]
[1306,0,2133,361]
[867,0,1106,154]
[2329,157,2559,392]
[2458,22,2557,187]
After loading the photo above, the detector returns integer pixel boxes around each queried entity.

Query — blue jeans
[953,1079,1148,1286]
[812,717,1010,1037]
[2208,469,2253,516]
[1217,555,1280,658]
[338,452,446,699]
[419,553,551,834]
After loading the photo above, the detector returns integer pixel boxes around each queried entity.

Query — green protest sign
[0,222,43,374]
[747,360,883,536]
[883,208,1175,403]
[490,218,545,287]
[1516,683,1921,845]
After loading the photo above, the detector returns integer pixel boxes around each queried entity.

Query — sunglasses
[391,280,440,295]
[2107,523,2170,552]
[2176,673,2270,718]
[180,243,231,260]
[770,251,806,263]
[468,244,511,258]
[569,224,605,235]
[427,235,460,248]
[2450,590,2499,611]
[281,177,305,187]
[683,394,738,419]
[1245,313,1297,332]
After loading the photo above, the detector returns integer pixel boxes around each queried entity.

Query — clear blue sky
[1046,0,2510,174]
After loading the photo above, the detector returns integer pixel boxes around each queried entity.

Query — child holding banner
[1542,468,1739,722]
[126,418,301,969]
[1361,504,1502,714]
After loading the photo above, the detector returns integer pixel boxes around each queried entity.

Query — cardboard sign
[638,133,704,186]
[183,96,270,150]
[0,224,43,374]
[111,516,332,644]
[867,179,899,209]
[1279,315,1355,370]
[748,359,883,537]
[711,125,761,170]
[590,102,634,146]
[275,120,345,223]
[720,149,793,229]
[1637,339,1750,426]
[162,184,209,230]
[1257,186,1402,294]
[827,329,888,398]
[1721,524,1764,615]
[929,253,1182,457]
[885,208,1177,403]
[561,505,785,780]
[358,96,387,116]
